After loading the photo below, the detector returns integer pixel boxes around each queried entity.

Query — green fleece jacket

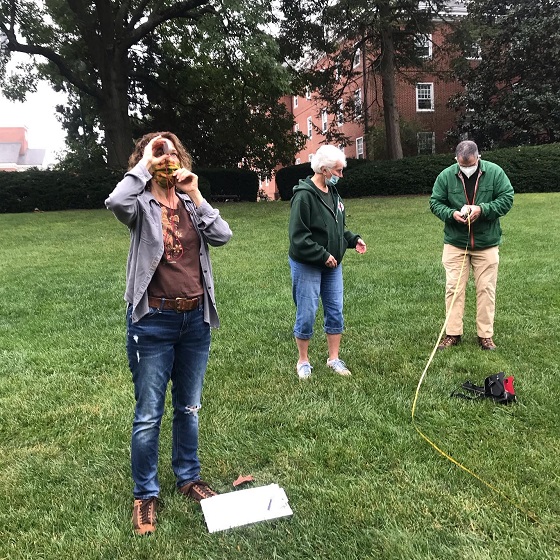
[288,177,360,267]
[429,160,514,249]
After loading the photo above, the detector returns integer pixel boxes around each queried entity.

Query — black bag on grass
[451,372,516,405]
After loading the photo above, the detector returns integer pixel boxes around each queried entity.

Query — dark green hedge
[276,158,369,201]
[0,166,258,213]
[276,143,560,200]
[0,169,121,213]
[194,167,259,202]
[337,143,560,199]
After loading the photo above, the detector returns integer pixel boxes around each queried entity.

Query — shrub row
[0,166,259,213]
[276,143,560,200]
[276,158,369,201]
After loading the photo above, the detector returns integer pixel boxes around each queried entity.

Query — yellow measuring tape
[411,214,538,523]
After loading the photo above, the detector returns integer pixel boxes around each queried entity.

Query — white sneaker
[326,358,351,376]
[297,362,313,379]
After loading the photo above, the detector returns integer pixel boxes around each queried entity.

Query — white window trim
[294,123,300,133]
[305,87,311,100]
[465,42,482,60]
[356,137,364,159]
[307,116,313,138]
[336,99,344,126]
[416,34,433,59]
[353,47,361,68]
[354,88,362,118]
[416,83,434,112]
[293,96,298,108]
[321,109,328,133]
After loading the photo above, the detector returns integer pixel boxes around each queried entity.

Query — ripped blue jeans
[126,304,210,499]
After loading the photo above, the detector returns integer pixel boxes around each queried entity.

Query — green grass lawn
[0,193,559,559]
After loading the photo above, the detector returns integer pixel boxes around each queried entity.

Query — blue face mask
[326,174,339,187]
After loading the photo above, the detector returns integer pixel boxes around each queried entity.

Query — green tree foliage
[449,0,560,149]
[0,0,305,173]
[277,0,450,160]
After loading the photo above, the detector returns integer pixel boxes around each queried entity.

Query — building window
[356,137,364,159]
[294,123,299,133]
[353,47,361,68]
[354,89,362,118]
[305,87,311,100]
[415,34,432,59]
[307,116,313,138]
[416,83,434,111]
[295,158,301,165]
[465,42,481,60]
[308,154,313,162]
[336,99,344,126]
[321,109,328,133]
[417,132,435,155]
[293,96,298,108]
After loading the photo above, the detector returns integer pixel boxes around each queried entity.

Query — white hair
[310,145,347,173]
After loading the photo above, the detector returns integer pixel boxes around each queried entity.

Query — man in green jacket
[430,140,514,351]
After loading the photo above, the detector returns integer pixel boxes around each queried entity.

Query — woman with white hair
[288,145,367,379]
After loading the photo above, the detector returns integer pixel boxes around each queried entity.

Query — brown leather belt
[148,296,201,312]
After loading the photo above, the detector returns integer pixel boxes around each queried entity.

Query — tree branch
[0,23,99,98]
[125,0,217,47]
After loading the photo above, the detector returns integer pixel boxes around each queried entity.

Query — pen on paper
[267,498,272,511]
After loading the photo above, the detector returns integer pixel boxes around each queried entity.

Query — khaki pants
[442,244,499,338]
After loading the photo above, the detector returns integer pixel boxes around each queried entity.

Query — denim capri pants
[289,256,344,339]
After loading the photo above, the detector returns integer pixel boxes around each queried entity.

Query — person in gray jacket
[106,132,232,536]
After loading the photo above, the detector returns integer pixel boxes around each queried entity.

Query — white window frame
[308,154,313,162]
[293,95,298,108]
[417,132,435,155]
[353,47,361,68]
[294,123,299,133]
[416,83,434,112]
[415,34,433,59]
[295,158,301,165]
[321,109,328,133]
[354,88,362,118]
[305,87,311,100]
[465,42,482,60]
[307,116,313,138]
[356,137,364,159]
[336,99,344,126]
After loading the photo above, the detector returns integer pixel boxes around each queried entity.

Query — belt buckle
[175,297,187,312]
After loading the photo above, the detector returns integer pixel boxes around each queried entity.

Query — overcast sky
[0,65,67,166]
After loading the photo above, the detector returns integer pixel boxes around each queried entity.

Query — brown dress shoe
[437,334,461,350]
[178,480,218,502]
[479,336,497,350]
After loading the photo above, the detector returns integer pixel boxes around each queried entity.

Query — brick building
[261,1,470,199]
[0,127,46,171]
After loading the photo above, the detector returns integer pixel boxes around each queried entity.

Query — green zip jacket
[429,160,514,249]
[288,177,360,267]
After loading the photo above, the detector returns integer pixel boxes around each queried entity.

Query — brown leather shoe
[437,334,461,350]
[178,480,218,502]
[132,496,158,535]
[478,336,497,350]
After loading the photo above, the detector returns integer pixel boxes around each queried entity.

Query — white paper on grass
[200,483,293,533]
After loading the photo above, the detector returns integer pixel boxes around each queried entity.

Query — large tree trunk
[98,78,133,169]
[94,46,134,169]
[379,8,403,160]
